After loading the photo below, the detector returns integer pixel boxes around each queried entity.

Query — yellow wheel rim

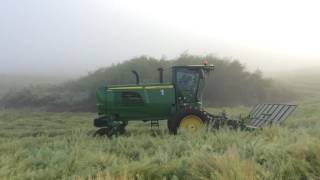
[179,115,203,132]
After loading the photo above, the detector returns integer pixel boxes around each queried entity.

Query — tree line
[0,54,295,111]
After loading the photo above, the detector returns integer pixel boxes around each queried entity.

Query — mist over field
[1,0,319,78]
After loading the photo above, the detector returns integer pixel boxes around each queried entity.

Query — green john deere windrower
[94,64,297,136]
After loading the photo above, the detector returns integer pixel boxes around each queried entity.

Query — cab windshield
[176,69,200,102]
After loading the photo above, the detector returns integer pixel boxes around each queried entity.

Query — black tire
[167,108,209,134]
[94,127,113,137]
[94,123,127,137]
[119,121,128,135]
[118,125,126,135]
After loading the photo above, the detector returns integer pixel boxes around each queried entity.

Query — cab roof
[172,64,214,71]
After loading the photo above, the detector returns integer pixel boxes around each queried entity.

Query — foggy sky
[1,0,319,77]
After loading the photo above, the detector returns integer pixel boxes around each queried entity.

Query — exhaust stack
[132,70,140,85]
[158,68,164,83]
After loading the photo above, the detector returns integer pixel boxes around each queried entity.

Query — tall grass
[0,99,319,179]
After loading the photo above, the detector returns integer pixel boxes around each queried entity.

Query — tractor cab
[172,65,214,107]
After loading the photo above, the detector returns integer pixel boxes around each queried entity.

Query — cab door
[173,68,201,104]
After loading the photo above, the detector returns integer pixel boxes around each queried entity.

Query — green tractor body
[94,64,297,136]
[96,83,176,122]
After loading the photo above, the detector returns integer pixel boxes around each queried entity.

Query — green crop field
[0,98,320,180]
[1,63,320,179]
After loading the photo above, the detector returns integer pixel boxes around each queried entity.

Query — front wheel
[167,108,209,134]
